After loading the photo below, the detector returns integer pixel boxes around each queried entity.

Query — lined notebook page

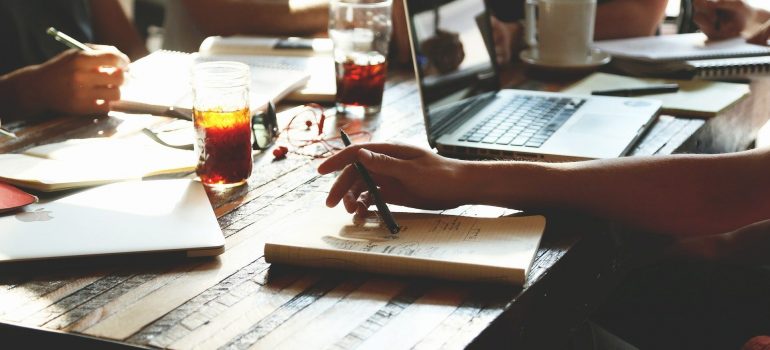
[264,207,546,285]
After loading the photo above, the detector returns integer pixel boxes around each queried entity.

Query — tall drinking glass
[192,61,252,188]
[329,0,392,117]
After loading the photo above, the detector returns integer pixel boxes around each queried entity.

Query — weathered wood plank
[246,278,409,350]
[175,274,338,349]
[345,286,468,350]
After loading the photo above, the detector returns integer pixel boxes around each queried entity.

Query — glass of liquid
[192,61,252,188]
[329,0,393,117]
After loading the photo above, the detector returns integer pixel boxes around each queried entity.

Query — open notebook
[198,36,336,102]
[0,132,196,191]
[265,207,546,285]
[112,50,310,116]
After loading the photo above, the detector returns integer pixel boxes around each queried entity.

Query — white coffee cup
[525,0,597,65]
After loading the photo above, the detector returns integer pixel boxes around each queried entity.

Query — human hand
[23,46,129,116]
[491,16,522,65]
[318,143,472,213]
[693,0,751,40]
[746,19,770,45]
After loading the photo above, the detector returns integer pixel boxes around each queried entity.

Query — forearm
[183,0,329,37]
[594,0,667,40]
[90,0,148,60]
[0,66,44,121]
[466,149,770,237]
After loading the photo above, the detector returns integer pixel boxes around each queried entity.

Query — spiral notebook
[593,33,770,62]
[687,56,770,79]
[595,33,770,79]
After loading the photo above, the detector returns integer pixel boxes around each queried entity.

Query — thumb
[356,149,409,178]
[748,23,770,46]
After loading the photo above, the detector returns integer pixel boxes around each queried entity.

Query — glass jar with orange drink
[192,61,252,187]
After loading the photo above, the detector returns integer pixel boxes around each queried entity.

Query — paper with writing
[265,207,545,285]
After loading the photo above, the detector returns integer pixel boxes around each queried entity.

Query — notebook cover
[0,182,38,213]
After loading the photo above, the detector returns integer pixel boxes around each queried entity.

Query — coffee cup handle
[524,0,538,48]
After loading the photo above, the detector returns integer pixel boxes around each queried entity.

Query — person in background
[162,0,329,53]
[0,0,147,122]
[694,0,770,45]
[490,0,669,64]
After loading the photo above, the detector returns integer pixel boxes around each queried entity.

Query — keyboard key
[482,136,498,143]
[511,136,529,146]
[496,137,514,144]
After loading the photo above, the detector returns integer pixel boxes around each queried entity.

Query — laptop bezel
[403,0,502,148]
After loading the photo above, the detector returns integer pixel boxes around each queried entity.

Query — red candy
[273,146,289,159]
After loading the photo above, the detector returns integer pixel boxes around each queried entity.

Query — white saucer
[519,48,611,70]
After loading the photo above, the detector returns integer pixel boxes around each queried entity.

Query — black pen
[591,83,679,97]
[339,130,401,235]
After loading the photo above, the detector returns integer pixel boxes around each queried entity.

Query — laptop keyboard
[459,95,585,148]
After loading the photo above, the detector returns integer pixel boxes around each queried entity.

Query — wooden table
[1,68,768,349]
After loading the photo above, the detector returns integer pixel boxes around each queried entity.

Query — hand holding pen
[339,131,401,234]
[38,27,130,116]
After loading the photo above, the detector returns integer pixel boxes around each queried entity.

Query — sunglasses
[142,102,279,151]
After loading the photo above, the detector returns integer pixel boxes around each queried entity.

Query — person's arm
[0,49,127,121]
[89,0,148,60]
[594,0,668,40]
[318,143,770,238]
[181,0,329,37]
[693,0,770,44]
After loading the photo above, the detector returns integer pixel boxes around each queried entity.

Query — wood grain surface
[1,69,767,349]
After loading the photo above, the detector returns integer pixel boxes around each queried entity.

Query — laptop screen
[405,0,499,144]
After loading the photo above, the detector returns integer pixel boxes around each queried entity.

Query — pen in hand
[46,27,131,75]
[46,27,91,51]
[339,130,401,235]
[0,119,17,139]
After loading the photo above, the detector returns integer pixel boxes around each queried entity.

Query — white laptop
[0,179,225,263]
[404,0,661,161]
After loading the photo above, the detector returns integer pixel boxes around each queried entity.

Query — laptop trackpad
[567,114,628,137]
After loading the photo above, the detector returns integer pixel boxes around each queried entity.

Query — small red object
[0,182,38,213]
[272,146,289,159]
[305,120,313,128]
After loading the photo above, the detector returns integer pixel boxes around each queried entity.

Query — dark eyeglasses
[142,102,279,151]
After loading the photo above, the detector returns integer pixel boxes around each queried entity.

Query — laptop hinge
[430,92,497,142]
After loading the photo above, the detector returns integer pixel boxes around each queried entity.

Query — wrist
[460,160,567,210]
[0,68,32,121]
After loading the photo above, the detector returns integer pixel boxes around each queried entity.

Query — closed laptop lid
[0,179,224,262]
[404,0,499,146]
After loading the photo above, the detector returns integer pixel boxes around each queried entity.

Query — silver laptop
[0,180,225,263]
[404,0,661,161]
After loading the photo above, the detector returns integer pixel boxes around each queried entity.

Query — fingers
[748,21,770,46]
[74,50,130,71]
[694,0,749,40]
[327,165,359,207]
[318,142,425,174]
[74,69,125,88]
[355,149,412,178]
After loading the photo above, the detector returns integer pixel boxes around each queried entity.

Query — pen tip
[46,27,57,35]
